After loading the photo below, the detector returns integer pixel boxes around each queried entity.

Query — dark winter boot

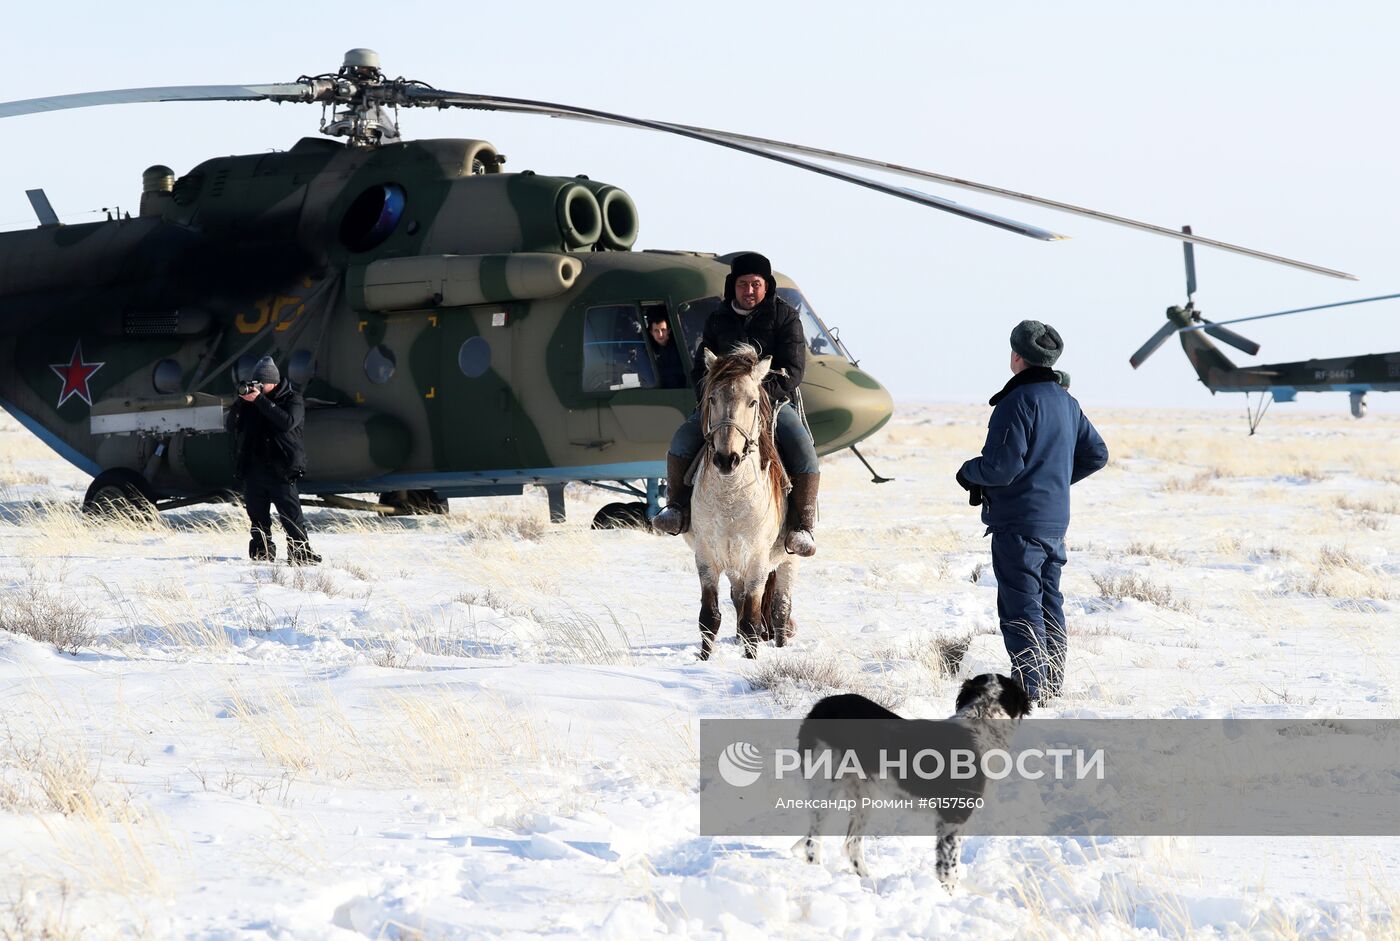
[287,540,322,566]
[249,528,276,562]
[784,472,820,557]
[651,452,693,536]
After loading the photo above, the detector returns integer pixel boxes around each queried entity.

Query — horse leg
[737,583,764,659]
[759,570,778,643]
[698,568,721,661]
[727,579,748,656]
[770,561,796,647]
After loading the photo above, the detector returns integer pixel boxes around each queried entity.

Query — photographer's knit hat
[252,355,280,384]
[1010,320,1064,367]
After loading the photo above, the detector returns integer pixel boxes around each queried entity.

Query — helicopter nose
[713,450,742,475]
[801,363,895,452]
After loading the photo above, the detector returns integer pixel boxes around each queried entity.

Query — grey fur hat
[1010,320,1064,367]
[252,355,280,384]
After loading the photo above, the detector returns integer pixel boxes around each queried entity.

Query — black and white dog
[792,673,1031,887]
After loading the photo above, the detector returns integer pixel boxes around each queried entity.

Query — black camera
[237,379,260,396]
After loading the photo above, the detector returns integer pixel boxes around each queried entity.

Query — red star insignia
[49,341,105,408]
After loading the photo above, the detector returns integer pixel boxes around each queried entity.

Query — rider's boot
[651,452,692,535]
[784,471,820,557]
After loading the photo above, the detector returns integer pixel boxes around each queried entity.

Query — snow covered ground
[1,405,1398,939]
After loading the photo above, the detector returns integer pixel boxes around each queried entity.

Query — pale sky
[5,1,1398,416]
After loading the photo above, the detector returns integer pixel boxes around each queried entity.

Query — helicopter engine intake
[575,181,639,250]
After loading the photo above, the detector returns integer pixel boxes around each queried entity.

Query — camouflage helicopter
[0,50,1356,522]
[1130,227,1400,433]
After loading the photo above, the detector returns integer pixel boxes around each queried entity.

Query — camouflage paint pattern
[1172,305,1400,399]
[0,136,893,502]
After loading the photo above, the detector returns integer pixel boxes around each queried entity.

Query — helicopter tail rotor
[1130,224,1261,368]
[1129,318,1181,370]
[1197,319,1261,356]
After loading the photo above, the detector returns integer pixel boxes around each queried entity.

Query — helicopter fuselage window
[340,183,407,252]
[287,349,315,387]
[458,336,491,378]
[363,344,397,384]
[676,297,719,369]
[582,305,656,393]
[152,359,182,394]
[234,354,258,384]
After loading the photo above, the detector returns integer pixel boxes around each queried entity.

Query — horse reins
[703,398,766,462]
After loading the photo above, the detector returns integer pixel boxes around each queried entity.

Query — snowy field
[1,404,1398,940]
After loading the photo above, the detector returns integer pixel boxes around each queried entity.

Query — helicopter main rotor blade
[1178,292,1400,332]
[618,120,1356,280]
[1182,224,1198,298]
[1129,320,1180,369]
[0,76,1354,278]
[407,88,1066,240]
[1199,319,1260,356]
[0,83,319,118]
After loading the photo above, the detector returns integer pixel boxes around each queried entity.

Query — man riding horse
[651,252,821,557]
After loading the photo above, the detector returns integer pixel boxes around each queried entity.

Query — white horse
[686,344,797,660]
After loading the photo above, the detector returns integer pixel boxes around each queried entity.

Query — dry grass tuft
[1289,546,1395,601]
[0,467,49,487]
[1159,471,1223,495]
[1318,545,1368,573]
[0,883,81,941]
[908,632,973,678]
[746,653,891,709]
[1336,495,1400,516]
[527,606,636,666]
[0,729,110,816]
[0,587,94,654]
[1125,541,1187,564]
[1091,571,1190,612]
[748,654,854,693]
[334,560,372,581]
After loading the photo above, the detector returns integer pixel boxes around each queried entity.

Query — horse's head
[701,345,772,476]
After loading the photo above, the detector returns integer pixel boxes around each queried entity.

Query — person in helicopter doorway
[647,309,687,390]
[651,252,821,556]
[225,355,322,565]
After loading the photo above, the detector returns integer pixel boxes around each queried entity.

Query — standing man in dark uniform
[956,321,1107,703]
[651,252,821,556]
[226,355,321,565]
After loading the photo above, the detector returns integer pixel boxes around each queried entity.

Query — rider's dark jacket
[690,292,807,402]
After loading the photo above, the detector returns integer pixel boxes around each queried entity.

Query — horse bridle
[703,395,766,461]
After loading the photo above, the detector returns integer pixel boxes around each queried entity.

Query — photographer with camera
[225,355,321,565]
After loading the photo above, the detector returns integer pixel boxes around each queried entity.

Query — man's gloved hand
[956,469,984,507]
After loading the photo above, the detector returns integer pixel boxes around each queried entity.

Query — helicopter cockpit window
[340,183,407,252]
[582,305,656,393]
[778,288,846,359]
[676,297,719,366]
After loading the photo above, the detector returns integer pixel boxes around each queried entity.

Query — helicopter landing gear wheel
[591,501,650,531]
[377,489,450,515]
[82,468,158,520]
